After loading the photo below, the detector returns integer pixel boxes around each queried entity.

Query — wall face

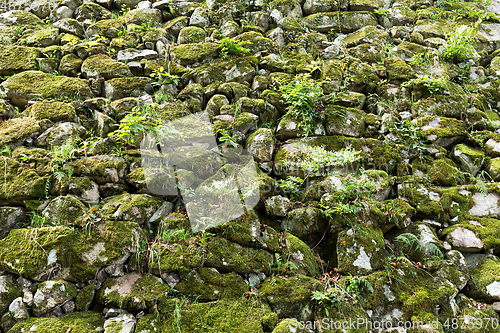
[0,0,500,332]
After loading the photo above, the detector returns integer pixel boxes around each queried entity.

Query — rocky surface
[0,0,498,332]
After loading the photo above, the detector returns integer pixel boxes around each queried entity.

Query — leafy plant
[395,232,444,261]
[278,73,326,137]
[312,274,373,317]
[276,176,304,202]
[401,75,449,95]
[271,253,299,276]
[216,129,238,148]
[219,37,250,59]
[282,146,362,177]
[25,212,49,228]
[150,66,180,88]
[439,26,479,63]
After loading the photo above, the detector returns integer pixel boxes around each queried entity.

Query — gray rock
[35,122,86,148]
[447,227,484,253]
[246,128,275,162]
[104,313,137,333]
[8,297,29,321]
[117,48,158,62]
[33,280,77,317]
[0,207,26,238]
[53,18,85,38]
[265,195,292,217]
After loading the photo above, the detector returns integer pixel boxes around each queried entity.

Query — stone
[33,280,77,316]
[35,122,86,147]
[82,54,132,79]
[447,227,484,252]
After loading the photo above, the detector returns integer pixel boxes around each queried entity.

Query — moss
[26,100,77,122]
[178,26,207,44]
[416,116,467,142]
[104,77,153,100]
[303,11,378,33]
[384,57,416,84]
[75,284,97,311]
[429,158,465,186]
[0,10,47,30]
[0,117,41,148]
[8,312,105,333]
[0,45,41,75]
[454,294,500,333]
[96,273,169,311]
[205,236,274,274]
[175,267,247,301]
[0,157,45,202]
[171,42,220,66]
[59,53,83,77]
[260,275,322,317]
[101,193,164,225]
[81,54,131,79]
[43,195,88,227]
[183,56,258,86]
[71,155,126,184]
[283,232,320,276]
[467,257,500,302]
[236,31,275,54]
[2,70,93,107]
[337,226,385,275]
[150,240,203,275]
[138,296,272,332]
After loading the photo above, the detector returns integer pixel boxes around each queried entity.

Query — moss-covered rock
[384,56,416,84]
[303,11,378,33]
[451,144,485,176]
[139,296,275,332]
[75,284,97,311]
[33,280,77,316]
[0,117,41,149]
[178,26,207,44]
[467,257,500,302]
[59,53,83,77]
[26,100,77,122]
[283,232,320,276]
[325,105,366,137]
[260,274,322,321]
[71,155,127,184]
[184,56,258,86]
[18,28,59,47]
[0,157,45,203]
[429,158,465,186]
[101,193,165,225]
[86,19,124,39]
[8,312,105,333]
[104,77,153,101]
[81,54,132,79]
[337,226,385,275]
[0,220,145,282]
[416,116,467,148]
[0,45,41,76]
[204,236,273,274]
[41,195,88,227]
[283,206,327,246]
[0,275,22,315]
[1,70,93,107]
[411,94,468,118]
[171,42,220,66]
[175,267,247,301]
[96,273,169,311]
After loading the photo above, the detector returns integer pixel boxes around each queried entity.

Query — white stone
[353,247,372,270]
[469,192,500,217]
[448,228,483,252]
[486,281,500,299]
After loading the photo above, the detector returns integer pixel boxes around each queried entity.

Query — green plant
[154,90,173,103]
[108,104,178,146]
[197,230,215,253]
[439,26,479,63]
[278,73,326,136]
[282,146,362,178]
[271,253,299,276]
[216,129,238,148]
[395,232,444,261]
[160,229,192,243]
[51,140,78,172]
[0,145,11,157]
[150,66,180,88]
[385,119,431,155]
[312,273,373,316]
[25,212,49,228]
[463,170,492,197]
[276,176,304,202]
[401,75,449,95]
[219,37,250,59]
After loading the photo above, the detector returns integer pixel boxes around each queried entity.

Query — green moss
[59,53,83,77]
[75,284,97,311]
[8,312,105,333]
[175,267,247,301]
[43,196,88,227]
[205,236,273,274]
[71,155,126,184]
[0,45,41,75]
[284,232,320,276]
[96,273,169,311]
[384,57,416,84]
[0,117,41,148]
[429,158,464,186]
[171,42,220,66]
[467,257,500,301]
[183,56,258,86]
[82,54,131,79]
[26,100,77,122]
[3,70,93,107]
[150,240,203,275]
[138,297,273,332]
[178,26,207,43]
